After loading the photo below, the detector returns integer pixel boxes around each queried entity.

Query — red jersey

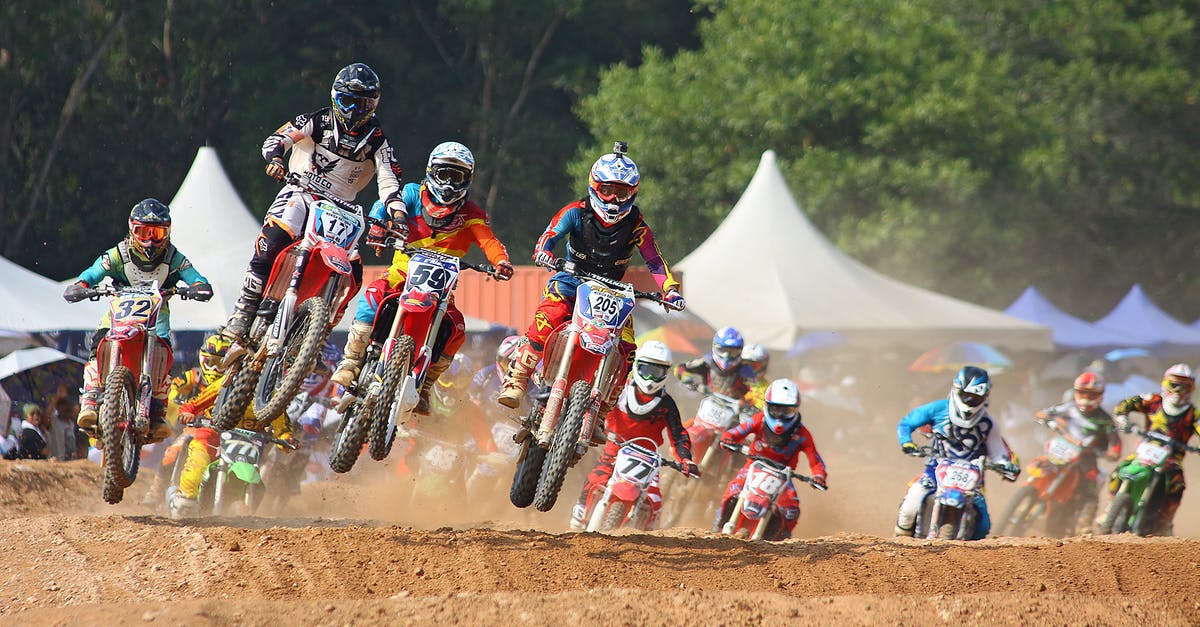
[724,412,827,479]
[602,387,693,463]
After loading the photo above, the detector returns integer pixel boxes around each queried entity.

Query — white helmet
[631,340,672,396]
[1162,363,1195,415]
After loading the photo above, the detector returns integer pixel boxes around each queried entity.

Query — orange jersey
[384,184,509,286]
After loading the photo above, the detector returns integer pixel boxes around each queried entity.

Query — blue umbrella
[1103,347,1151,362]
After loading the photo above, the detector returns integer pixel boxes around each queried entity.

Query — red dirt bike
[659,391,748,527]
[996,419,1093,537]
[76,282,206,504]
[717,443,826,540]
[509,259,682,513]
[583,436,691,532]
[214,173,364,431]
[327,222,500,473]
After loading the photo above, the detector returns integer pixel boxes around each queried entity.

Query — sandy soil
[2,441,1200,625]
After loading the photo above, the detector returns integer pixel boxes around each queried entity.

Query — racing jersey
[1114,394,1200,461]
[674,354,757,399]
[533,199,680,292]
[602,385,693,462]
[1037,401,1121,459]
[76,241,207,290]
[263,108,403,209]
[723,412,827,479]
[368,182,510,282]
[897,399,1013,465]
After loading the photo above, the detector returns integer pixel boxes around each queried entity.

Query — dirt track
[3,460,1200,625]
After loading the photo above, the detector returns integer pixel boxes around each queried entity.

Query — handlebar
[719,442,827,491]
[85,283,202,301]
[229,427,299,451]
[540,257,683,311]
[1123,424,1200,454]
[365,217,503,279]
[905,444,1017,478]
[284,173,363,214]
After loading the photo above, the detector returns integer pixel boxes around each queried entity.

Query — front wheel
[600,501,629,532]
[101,366,141,502]
[996,485,1041,537]
[254,297,330,424]
[533,380,590,512]
[1098,492,1133,535]
[370,336,414,461]
[510,439,546,508]
[329,397,373,474]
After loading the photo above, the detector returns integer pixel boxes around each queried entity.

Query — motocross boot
[497,341,538,409]
[331,321,373,388]
[893,524,915,538]
[168,489,199,520]
[415,355,454,416]
[221,272,265,343]
[76,360,102,431]
[146,399,172,444]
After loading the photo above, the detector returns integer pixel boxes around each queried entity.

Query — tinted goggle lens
[334,92,376,111]
[431,165,469,186]
[132,224,168,241]
[767,404,798,420]
[958,391,986,408]
[636,362,668,382]
[1165,379,1193,394]
[1075,389,1102,400]
[595,182,636,202]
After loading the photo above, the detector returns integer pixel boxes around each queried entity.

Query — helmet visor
[131,223,169,243]
[635,361,668,383]
[593,182,636,203]
[430,164,470,187]
[956,390,986,409]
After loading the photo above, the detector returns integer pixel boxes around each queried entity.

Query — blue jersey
[897,399,1011,464]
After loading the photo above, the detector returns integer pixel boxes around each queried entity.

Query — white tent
[0,255,104,331]
[677,151,1052,352]
[166,146,264,330]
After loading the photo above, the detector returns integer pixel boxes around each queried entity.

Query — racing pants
[719,465,801,540]
[896,465,991,540]
[178,427,221,500]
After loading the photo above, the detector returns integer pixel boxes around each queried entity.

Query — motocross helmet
[1072,371,1105,413]
[742,343,769,379]
[762,378,802,446]
[631,340,672,397]
[197,334,232,386]
[424,142,475,211]
[330,63,380,133]
[949,366,991,429]
[711,326,745,372]
[496,335,522,373]
[587,142,640,226]
[127,198,172,268]
[302,342,342,393]
[434,353,474,408]
[1161,363,1195,415]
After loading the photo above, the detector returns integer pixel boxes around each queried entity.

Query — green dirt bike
[1096,425,1200,536]
[197,427,298,517]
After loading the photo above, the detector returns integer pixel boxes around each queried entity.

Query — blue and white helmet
[949,365,991,428]
[587,144,640,225]
[425,141,475,211]
[763,378,802,445]
[711,326,745,372]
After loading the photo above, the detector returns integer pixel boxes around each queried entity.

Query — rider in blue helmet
[673,326,758,399]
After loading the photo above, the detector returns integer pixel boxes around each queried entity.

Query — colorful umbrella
[908,341,1013,374]
[0,347,85,408]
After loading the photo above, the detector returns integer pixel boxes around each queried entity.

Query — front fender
[229,461,263,484]
[610,480,642,504]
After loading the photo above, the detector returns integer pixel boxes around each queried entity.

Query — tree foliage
[578,0,1200,319]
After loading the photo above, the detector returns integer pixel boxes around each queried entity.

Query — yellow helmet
[198,334,232,386]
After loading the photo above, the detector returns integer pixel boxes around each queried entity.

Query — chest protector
[566,204,639,280]
[116,241,174,287]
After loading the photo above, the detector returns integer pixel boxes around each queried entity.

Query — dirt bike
[1096,425,1200,536]
[196,426,298,517]
[214,173,364,431]
[659,391,747,527]
[583,436,690,532]
[328,224,498,473]
[996,420,1093,537]
[717,443,826,541]
[76,281,205,504]
[508,258,681,513]
[908,445,1015,540]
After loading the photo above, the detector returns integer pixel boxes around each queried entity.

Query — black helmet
[330,63,380,132]
[127,198,171,266]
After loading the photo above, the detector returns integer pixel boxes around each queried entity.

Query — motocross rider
[1033,371,1120,525]
[1109,363,1199,534]
[330,141,514,415]
[675,327,760,400]
[469,335,524,409]
[569,341,700,530]
[894,365,1019,539]
[496,142,685,414]
[62,199,213,443]
[740,342,771,410]
[222,62,403,342]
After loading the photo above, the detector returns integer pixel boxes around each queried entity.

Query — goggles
[1073,389,1103,400]
[333,91,378,112]
[131,223,169,242]
[430,164,470,187]
[957,391,986,408]
[766,403,799,420]
[198,351,225,371]
[714,346,741,361]
[1164,378,1194,395]
[635,361,669,383]
[593,181,637,203]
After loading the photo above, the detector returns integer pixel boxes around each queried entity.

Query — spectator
[0,403,20,458]
[46,384,86,460]
[5,404,49,460]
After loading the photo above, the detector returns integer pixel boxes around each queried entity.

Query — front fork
[266,244,312,358]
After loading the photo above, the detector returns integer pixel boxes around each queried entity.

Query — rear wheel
[533,380,591,512]
[996,485,1041,537]
[254,297,330,424]
[101,366,140,502]
[370,336,414,461]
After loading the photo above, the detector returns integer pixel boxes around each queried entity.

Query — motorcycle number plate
[940,465,979,491]
[747,463,787,497]
[422,444,459,473]
[1046,437,1082,464]
[614,447,658,485]
[406,254,460,297]
[111,294,157,324]
[312,204,363,250]
[219,431,263,466]
[1135,440,1170,465]
[695,397,737,430]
